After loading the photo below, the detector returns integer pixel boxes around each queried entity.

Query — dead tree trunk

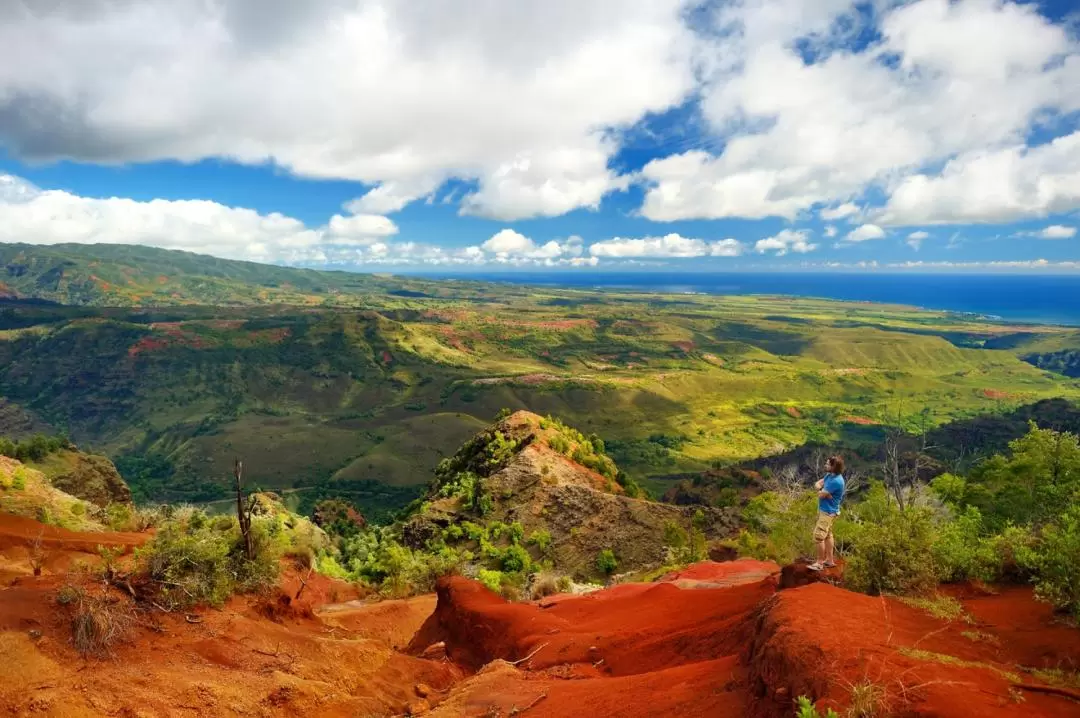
[234,459,254,561]
[883,426,905,510]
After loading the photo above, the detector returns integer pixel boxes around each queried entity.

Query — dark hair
[827,455,845,474]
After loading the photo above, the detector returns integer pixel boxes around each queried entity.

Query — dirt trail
[0,513,146,552]
[0,513,149,583]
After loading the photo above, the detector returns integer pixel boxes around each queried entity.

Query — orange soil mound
[0,569,461,717]
[657,557,781,588]
[0,513,149,582]
[944,583,1080,670]
[319,594,439,649]
[409,573,774,675]
[5,509,1079,718]
[410,566,1080,718]
[747,583,1080,717]
[0,513,146,553]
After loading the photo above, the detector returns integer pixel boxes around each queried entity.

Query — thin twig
[509,692,548,715]
[1013,684,1080,703]
[294,566,314,600]
[509,642,549,667]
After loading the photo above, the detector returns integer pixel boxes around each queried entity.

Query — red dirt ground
[3,513,1079,717]
[408,567,1080,717]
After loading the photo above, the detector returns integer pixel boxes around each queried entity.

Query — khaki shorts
[813,511,836,543]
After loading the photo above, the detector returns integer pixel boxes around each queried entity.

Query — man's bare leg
[815,540,826,564]
[824,534,835,565]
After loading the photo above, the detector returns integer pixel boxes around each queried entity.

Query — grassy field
[1,245,1078,514]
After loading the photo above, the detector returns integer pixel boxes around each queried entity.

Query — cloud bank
[0,0,1078,262]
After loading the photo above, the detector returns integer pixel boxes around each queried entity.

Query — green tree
[596,549,618,575]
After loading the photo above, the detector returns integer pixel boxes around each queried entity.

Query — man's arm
[818,490,831,499]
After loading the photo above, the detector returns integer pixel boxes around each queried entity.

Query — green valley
[2,244,1079,516]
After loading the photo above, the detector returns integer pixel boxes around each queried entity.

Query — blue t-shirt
[819,473,845,515]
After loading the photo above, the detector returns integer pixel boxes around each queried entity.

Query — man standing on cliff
[808,456,845,572]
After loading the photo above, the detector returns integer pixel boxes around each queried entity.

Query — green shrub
[12,467,27,491]
[931,505,991,583]
[846,504,939,596]
[930,472,968,506]
[714,487,739,508]
[981,523,1038,582]
[596,549,618,575]
[737,490,823,564]
[136,513,280,609]
[337,527,461,598]
[528,529,552,554]
[501,544,531,573]
[795,696,839,718]
[1024,504,1080,620]
[507,521,525,545]
[478,569,504,593]
[663,520,688,551]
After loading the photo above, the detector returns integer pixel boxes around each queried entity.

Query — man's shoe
[807,562,824,571]
[822,561,837,568]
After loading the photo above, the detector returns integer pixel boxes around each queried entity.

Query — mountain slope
[401,411,739,579]
[0,242,442,306]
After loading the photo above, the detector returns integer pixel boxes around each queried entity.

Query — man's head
[827,455,845,474]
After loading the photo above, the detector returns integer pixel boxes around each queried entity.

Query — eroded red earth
[2,515,1079,717]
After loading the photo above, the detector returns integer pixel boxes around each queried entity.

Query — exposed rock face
[404,411,740,579]
[45,451,132,507]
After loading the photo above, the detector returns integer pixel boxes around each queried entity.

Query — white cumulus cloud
[879,132,1080,225]
[906,230,930,249]
[754,229,817,256]
[0,173,604,268]
[0,174,324,262]
[845,224,886,243]
[589,234,743,258]
[640,0,1080,225]
[1037,225,1077,239]
[820,203,861,222]
[0,0,696,221]
[477,228,592,265]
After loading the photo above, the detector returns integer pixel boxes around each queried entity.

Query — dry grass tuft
[897,594,971,623]
[57,585,135,656]
[846,680,889,717]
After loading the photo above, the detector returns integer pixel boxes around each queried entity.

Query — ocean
[416,272,1080,327]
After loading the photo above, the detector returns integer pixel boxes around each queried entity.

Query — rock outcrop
[37,450,132,507]
[403,411,740,578]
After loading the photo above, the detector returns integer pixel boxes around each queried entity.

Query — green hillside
[1,244,1078,516]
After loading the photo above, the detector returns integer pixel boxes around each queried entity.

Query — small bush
[478,569,504,593]
[529,573,562,600]
[12,467,27,491]
[528,529,553,554]
[795,696,839,718]
[846,505,939,596]
[500,544,531,573]
[596,549,618,575]
[931,505,990,583]
[28,531,46,576]
[136,513,280,609]
[1024,504,1080,620]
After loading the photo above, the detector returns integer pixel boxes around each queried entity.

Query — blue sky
[0,0,1078,272]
